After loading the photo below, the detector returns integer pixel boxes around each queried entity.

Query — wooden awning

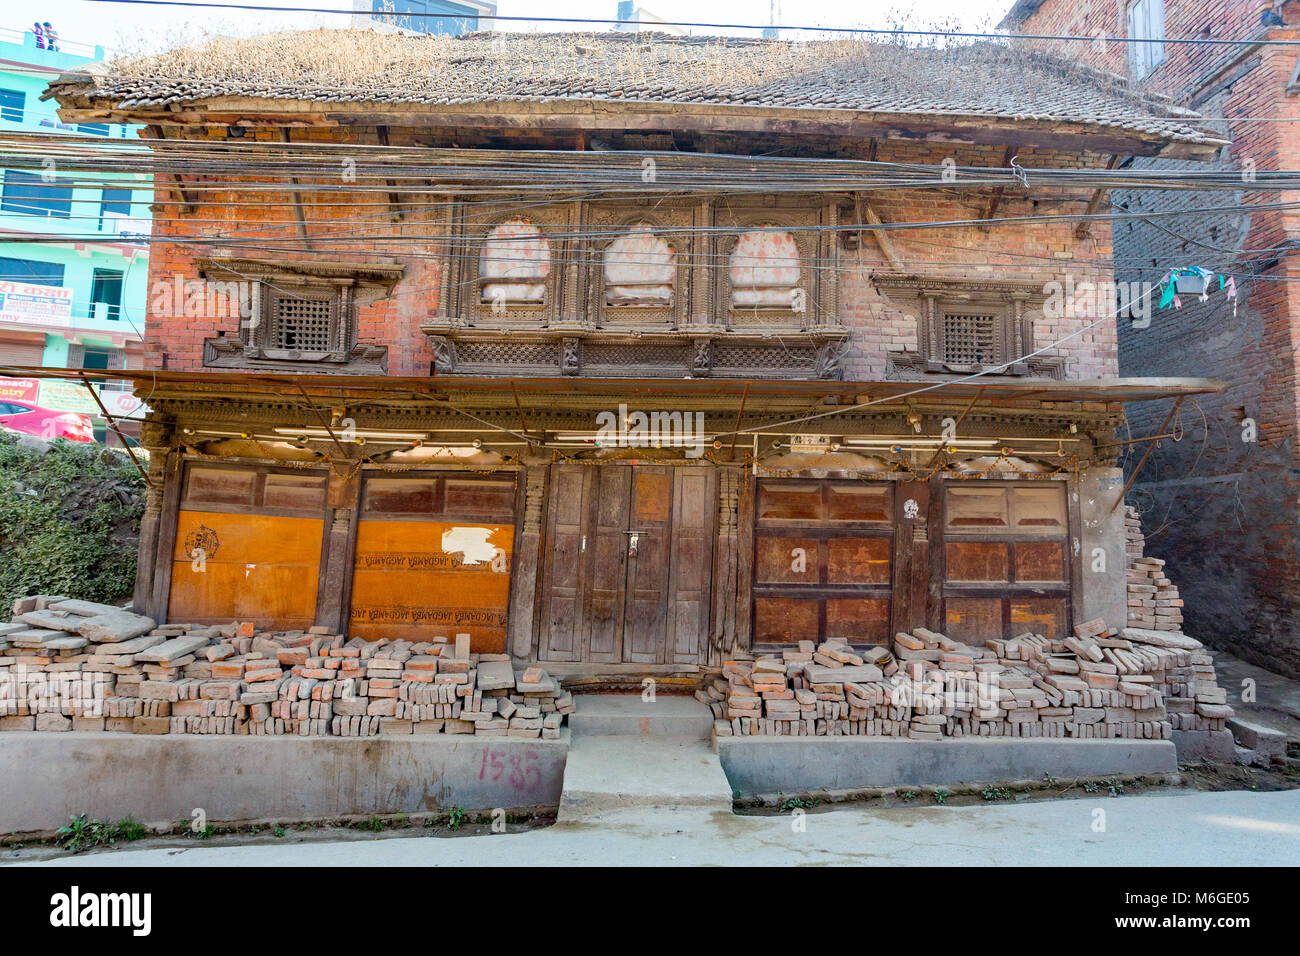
[0,366,1221,408]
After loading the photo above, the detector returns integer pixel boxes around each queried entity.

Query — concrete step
[557,735,733,821]
[568,693,713,740]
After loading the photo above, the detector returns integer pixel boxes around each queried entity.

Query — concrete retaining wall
[717,737,1177,796]
[0,732,568,835]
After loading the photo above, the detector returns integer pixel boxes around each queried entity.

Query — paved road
[11,789,1300,866]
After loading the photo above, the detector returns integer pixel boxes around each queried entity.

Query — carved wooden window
[604,225,675,308]
[730,227,802,311]
[271,292,335,351]
[939,310,999,366]
[479,219,550,308]
[245,281,355,362]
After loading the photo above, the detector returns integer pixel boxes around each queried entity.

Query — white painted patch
[441,527,497,566]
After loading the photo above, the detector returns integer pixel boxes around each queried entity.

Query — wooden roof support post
[76,372,152,488]
[1075,155,1122,239]
[149,125,195,214]
[977,145,1017,233]
[280,128,312,249]
[1109,396,1183,515]
[376,126,404,222]
[856,194,904,272]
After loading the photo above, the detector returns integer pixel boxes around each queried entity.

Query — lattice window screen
[272,295,334,351]
[940,311,998,365]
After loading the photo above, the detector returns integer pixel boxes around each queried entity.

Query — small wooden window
[262,474,327,512]
[363,479,437,515]
[480,219,550,307]
[185,467,256,507]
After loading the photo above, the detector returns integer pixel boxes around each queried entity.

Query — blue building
[358,0,497,36]
[0,28,148,385]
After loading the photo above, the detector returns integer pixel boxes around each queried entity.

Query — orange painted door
[167,466,328,630]
[348,475,516,652]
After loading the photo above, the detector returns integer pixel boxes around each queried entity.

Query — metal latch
[625,530,646,556]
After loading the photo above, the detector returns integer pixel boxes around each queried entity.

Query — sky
[1,0,1018,60]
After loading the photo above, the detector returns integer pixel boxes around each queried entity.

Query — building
[44,29,1222,680]
[999,0,1300,678]
[357,0,497,36]
[0,26,148,432]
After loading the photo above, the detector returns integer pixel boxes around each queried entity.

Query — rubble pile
[705,618,1232,740]
[0,596,574,737]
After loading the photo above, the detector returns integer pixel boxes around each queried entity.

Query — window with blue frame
[0,89,23,123]
[0,256,64,285]
[90,268,125,322]
[372,0,479,35]
[1,170,74,218]
[100,186,133,230]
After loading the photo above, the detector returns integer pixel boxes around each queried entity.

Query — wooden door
[621,468,672,664]
[585,467,632,663]
[539,464,714,664]
[666,467,716,664]
[167,464,328,631]
[349,474,516,651]
[539,465,595,661]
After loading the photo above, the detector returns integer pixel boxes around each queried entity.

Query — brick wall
[1018,0,1300,677]
[146,129,1118,382]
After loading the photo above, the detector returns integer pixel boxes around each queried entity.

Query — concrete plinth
[1171,729,1237,765]
[717,737,1177,796]
[0,732,567,836]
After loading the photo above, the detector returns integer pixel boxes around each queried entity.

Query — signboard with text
[0,282,74,329]
[0,377,40,403]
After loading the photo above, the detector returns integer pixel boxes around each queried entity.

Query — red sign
[0,377,39,403]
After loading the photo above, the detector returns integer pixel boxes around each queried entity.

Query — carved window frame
[245,278,355,363]
[590,212,689,330]
[873,274,1051,377]
[463,212,566,327]
[716,211,818,332]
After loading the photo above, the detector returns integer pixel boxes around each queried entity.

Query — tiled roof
[46,29,1218,146]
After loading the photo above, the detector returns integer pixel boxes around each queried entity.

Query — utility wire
[70,1,1300,48]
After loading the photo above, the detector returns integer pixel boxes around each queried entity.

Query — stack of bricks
[1124,508,1184,632]
[709,618,1231,741]
[0,595,575,737]
[1119,507,1230,730]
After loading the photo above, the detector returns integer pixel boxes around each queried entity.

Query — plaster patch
[441,527,497,565]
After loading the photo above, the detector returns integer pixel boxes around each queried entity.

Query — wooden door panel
[622,467,671,664]
[666,467,715,663]
[169,510,323,630]
[540,466,593,661]
[584,467,631,663]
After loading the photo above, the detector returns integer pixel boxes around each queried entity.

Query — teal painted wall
[0,29,150,368]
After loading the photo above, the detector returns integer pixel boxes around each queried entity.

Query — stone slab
[77,612,157,644]
[802,663,884,684]
[476,660,515,692]
[134,635,209,662]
